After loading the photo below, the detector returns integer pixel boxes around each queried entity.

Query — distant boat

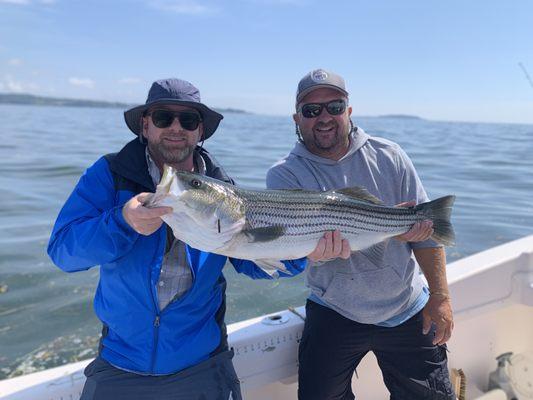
[1,236,532,400]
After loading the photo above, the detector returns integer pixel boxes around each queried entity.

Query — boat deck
[1,235,532,400]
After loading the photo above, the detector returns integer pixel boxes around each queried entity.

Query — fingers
[308,230,351,262]
[395,220,434,242]
[136,206,173,220]
[395,200,416,208]
[422,299,454,345]
[433,321,453,345]
[123,193,173,235]
[435,319,454,345]
[331,230,342,255]
[394,200,434,242]
[136,192,153,204]
[422,310,432,335]
[433,323,446,345]
[324,231,334,256]
[340,239,351,259]
[307,237,326,262]
[412,221,434,241]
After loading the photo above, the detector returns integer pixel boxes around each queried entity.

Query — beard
[299,119,351,159]
[310,121,344,150]
[313,128,340,150]
[147,138,196,165]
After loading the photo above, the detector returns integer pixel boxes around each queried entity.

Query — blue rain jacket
[48,139,306,375]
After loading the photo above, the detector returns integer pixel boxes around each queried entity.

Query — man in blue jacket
[47,78,341,400]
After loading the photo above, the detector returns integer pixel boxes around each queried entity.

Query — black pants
[298,300,455,400]
[80,350,241,400]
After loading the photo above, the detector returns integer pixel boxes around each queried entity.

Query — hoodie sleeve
[229,257,307,279]
[47,157,140,272]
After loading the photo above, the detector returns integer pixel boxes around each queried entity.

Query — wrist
[429,290,451,301]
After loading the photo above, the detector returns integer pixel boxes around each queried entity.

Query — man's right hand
[308,230,351,262]
[122,193,173,235]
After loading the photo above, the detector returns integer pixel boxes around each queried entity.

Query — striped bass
[147,165,455,275]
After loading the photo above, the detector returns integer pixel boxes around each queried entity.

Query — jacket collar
[107,139,233,192]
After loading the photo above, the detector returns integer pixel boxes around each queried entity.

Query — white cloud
[1,75,39,92]
[7,80,23,92]
[149,0,215,15]
[118,77,141,84]
[68,77,95,89]
[8,58,22,66]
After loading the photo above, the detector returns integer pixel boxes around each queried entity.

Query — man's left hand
[394,201,434,242]
[422,294,454,345]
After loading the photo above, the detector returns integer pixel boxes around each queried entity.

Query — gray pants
[80,350,242,400]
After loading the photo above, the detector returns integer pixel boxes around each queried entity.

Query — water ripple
[1,104,533,379]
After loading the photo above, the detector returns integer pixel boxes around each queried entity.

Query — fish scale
[147,166,456,276]
[244,197,420,233]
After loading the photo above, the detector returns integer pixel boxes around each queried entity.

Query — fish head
[170,169,245,226]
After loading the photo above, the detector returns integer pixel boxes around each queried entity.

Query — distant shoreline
[376,114,423,120]
[0,93,251,114]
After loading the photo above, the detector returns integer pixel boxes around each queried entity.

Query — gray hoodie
[266,128,439,324]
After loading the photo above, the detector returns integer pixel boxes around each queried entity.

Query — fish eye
[190,179,202,188]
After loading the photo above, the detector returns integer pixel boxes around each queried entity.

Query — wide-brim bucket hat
[124,78,223,140]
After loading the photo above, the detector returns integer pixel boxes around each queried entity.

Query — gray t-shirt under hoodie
[266,127,439,325]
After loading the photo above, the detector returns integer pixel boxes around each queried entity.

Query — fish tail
[415,195,456,246]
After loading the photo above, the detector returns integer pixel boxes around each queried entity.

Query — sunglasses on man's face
[148,109,202,131]
[299,99,347,119]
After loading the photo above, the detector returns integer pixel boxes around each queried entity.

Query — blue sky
[1,0,532,123]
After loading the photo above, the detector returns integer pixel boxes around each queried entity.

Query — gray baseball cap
[296,69,349,104]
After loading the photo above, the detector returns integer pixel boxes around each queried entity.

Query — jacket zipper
[150,314,160,373]
[150,240,197,373]
[149,228,165,374]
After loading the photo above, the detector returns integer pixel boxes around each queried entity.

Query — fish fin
[414,195,456,246]
[253,258,291,278]
[359,241,388,266]
[243,226,286,243]
[333,187,383,204]
[145,164,176,207]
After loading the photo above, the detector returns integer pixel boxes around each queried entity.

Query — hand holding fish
[123,193,173,235]
[394,201,434,242]
[307,230,351,262]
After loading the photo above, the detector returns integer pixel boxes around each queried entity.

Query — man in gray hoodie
[267,69,455,400]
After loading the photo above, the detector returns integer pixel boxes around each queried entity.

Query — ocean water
[0,104,532,379]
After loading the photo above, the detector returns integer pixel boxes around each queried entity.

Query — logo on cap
[311,69,328,82]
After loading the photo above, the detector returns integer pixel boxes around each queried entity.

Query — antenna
[518,62,533,89]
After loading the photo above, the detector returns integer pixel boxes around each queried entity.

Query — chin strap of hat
[198,138,205,152]
[138,115,145,144]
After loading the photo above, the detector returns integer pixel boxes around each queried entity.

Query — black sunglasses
[148,109,202,131]
[299,99,347,119]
